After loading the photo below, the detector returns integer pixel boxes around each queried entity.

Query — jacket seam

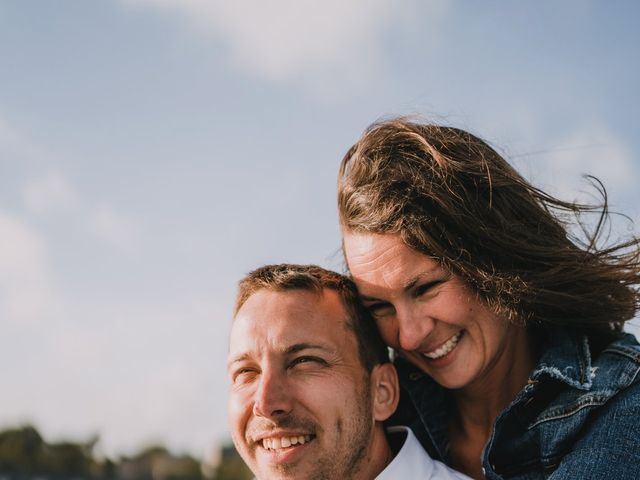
[529,395,610,428]
[603,345,640,363]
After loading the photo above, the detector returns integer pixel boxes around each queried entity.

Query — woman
[338,118,640,479]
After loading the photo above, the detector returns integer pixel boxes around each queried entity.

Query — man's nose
[396,304,435,351]
[252,369,293,419]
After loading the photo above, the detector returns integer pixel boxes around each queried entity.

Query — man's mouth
[262,434,313,451]
[423,331,463,359]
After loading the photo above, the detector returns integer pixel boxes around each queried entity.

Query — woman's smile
[423,331,463,360]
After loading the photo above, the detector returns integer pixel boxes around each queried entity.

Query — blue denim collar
[529,327,595,390]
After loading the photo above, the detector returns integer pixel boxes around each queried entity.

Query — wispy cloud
[88,205,138,252]
[23,172,78,214]
[121,0,449,90]
[546,126,635,195]
[19,167,139,254]
[0,113,49,165]
[514,124,637,201]
[0,212,55,324]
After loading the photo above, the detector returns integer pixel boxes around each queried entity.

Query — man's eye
[290,356,326,368]
[233,368,258,384]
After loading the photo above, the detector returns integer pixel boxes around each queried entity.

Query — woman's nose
[396,305,435,351]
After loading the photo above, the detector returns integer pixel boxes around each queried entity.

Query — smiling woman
[338,118,640,480]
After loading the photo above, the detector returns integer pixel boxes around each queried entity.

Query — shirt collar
[394,357,452,460]
[377,426,434,479]
[378,426,471,480]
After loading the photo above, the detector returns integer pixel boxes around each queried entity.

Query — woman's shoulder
[531,327,639,388]
[531,329,640,415]
[596,331,640,363]
[591,331,640,390]
[538,337,640,479]
[487,330,640,478]
[528,330,640,456]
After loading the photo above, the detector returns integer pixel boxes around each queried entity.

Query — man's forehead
[228,288,354,360]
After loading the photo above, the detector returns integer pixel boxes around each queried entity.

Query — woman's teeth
[424,331,462,359]
[262,435,312,450]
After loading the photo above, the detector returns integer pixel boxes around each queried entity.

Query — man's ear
[370,363,400,422]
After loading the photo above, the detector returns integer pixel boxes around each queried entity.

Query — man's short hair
[235,264,389,371]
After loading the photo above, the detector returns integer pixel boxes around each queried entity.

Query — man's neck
[353,424,395,480]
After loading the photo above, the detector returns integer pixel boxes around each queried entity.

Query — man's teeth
[262,435,312,450]
[424,332,462,359]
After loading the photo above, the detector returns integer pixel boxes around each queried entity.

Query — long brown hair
[338,118,640,336]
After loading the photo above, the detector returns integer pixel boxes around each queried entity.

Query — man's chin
[254,452,306,477]
[253,446,327,480]
[254,461,307,480]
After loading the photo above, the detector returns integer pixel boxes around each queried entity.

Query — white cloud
[121,0,449,88]
[0,212,54,323]
[23,172,77,214]
[517,124,637,201]
[21,173,139,253]
[0,115,19,149]
[89,206,138,252]
[0,113,52,166]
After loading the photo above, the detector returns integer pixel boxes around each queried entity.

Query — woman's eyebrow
[358,270,444,301]
[403,269,446,291]
[358,281,419,301]
[360,293,382,302]
[403,274,422,291]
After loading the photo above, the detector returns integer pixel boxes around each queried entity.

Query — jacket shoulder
[545,380,640,478]
[531,333,640,466]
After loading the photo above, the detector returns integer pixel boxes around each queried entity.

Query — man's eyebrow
[285,343,333,355]
[226,343,333,370]
[227,353,250,370]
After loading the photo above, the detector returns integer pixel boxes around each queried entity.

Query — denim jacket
[393,328,640,479]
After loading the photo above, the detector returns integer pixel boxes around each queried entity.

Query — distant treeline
[0,425,251,480]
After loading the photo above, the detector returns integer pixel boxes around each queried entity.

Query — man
[227,264,469,479]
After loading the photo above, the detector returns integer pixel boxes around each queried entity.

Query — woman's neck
[447,325,537,478]
[454,324,536,432]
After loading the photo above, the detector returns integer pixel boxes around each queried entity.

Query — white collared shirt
[376,426,472,479]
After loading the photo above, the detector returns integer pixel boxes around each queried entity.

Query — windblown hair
[338,118,640,337]
[235,264,389,371]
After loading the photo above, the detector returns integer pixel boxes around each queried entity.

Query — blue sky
[1,0,639,459]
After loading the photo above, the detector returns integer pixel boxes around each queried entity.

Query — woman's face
[343,231,520,390]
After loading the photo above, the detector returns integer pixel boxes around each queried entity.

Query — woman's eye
[367,302,394,318]
[415,279,446,298]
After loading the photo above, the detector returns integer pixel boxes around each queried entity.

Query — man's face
[227,289,376,480]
